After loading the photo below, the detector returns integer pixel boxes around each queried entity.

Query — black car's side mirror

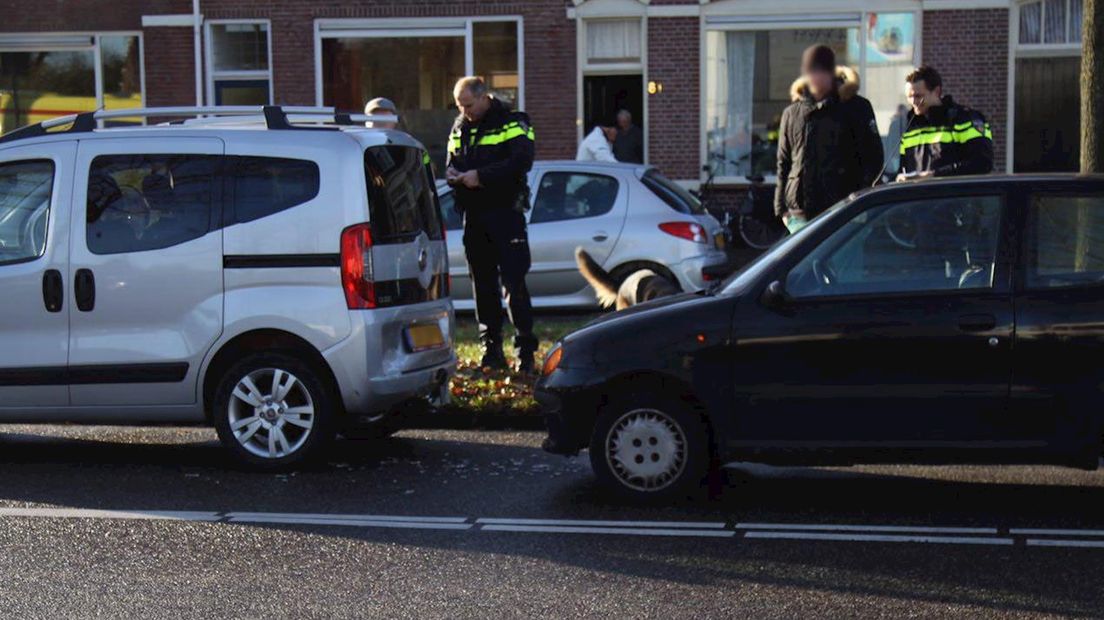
[761,280,793,312]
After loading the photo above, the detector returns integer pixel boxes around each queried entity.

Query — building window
[205,21,272,106]
[0,33,143,134]
[705,26,860,179]
[1018,0,1083,45]
[703,13,918,182]
[586,19,642,65]
[318,18,523,171]
[1013,0,1081,172]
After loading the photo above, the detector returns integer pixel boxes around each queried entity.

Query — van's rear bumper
[322,300,456,416]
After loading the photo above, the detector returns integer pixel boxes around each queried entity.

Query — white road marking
[477,518,727,529]
[229,515,472,530]
[736,522,998,535]
[1026,538,1104,549]
[0,508,1102,549]
[744,531,1014,546]
[0,508,221,521]
[481,524,736,538]
[1010,528,1104,537]
[228,512,468,523]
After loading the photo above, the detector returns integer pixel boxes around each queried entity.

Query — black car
[536,174,1104,500]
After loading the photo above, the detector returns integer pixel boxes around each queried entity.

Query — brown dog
[575,247,679,310]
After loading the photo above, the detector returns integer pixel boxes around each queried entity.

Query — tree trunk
[1083,0,1104,173]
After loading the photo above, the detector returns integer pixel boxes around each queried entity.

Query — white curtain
[706,32,755,177]
[586,20,642,63]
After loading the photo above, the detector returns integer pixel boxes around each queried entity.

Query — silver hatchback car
[439,161,728,309]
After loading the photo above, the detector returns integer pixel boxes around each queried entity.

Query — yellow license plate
[714,233,726,250]
[405,323,445,352]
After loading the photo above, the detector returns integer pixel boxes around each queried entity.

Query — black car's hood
[576,292,705,331]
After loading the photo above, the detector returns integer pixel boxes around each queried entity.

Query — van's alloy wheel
[228,368,316,459]
[605,408,688,492]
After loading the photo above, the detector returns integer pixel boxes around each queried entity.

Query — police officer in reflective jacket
[897,65,993,180]
[446,76,538,372]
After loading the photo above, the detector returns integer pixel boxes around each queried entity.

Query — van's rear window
[364,146,443,243]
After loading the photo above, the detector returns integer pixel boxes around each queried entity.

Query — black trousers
[463,207,537,355]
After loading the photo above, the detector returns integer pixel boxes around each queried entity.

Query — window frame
[0,32,146,128]
[312,16,525,111]
[777,188,1013,304]
[0,158,55,267]
[699,11,922,186]
[204,19,274,106]
[529,170,621,225]
[1020,188,1104,292]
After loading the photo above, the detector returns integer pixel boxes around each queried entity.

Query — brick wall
[1,0,187,31]
[198,0,577,159]
[142,27,198,107]
[646,16,699,180]
[922,9,1010,171]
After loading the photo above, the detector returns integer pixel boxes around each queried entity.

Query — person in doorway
[446,76,538,373]
[576,125,618,163]
[364,97,398,129]
[775,45,884,234]
[612,109,644,163]
[896,65,993,180]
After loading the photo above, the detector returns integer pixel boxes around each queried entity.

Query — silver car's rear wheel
[227,367,316,460]
[604,408,688,492]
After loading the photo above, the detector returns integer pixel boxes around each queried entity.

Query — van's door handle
[593,232,609,242]
[42,269,62,313]
[957,313,996,332]
[74,268,95,312]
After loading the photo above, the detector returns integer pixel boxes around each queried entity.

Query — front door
[734,192,1017,444]
[68,138,225,407]
[0,143,76,408]
[526,169,627,299]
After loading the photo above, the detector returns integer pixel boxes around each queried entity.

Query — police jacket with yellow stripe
[899,96,993,177]
[446,97,534,212]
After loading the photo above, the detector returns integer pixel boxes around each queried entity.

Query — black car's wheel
[212,352,337,470]
[589,393,711,501]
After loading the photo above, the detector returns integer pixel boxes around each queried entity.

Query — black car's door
[1011,183,1104,445]
[732,190,1017,445]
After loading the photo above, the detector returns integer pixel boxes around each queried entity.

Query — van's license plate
[714,233,726,250]
[405,323,445,352]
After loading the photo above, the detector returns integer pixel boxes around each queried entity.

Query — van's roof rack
[0,105,398,145]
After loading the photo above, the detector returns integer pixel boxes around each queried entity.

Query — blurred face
[907,79,942,116]
[455,88,491,123]
[617,113,631,130]
[602,126,618,142]
[805,69,835,100]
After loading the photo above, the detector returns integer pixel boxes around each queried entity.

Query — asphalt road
[1,424,1103,618]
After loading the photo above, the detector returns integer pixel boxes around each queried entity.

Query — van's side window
[232,157,320,224]
[87,154,217,255]
[0,160,54,265]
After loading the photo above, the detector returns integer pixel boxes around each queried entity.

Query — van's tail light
[341,223,376,309]
[659,222,708,244]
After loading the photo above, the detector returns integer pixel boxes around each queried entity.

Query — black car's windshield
[717,198,852,294]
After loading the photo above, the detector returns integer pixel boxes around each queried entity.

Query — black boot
[516,350,536,375]
[480,342,508,370]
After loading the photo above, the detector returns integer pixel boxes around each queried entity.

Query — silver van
[0,106,454,468]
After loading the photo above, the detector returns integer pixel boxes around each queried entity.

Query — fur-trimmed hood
[789,65,860,102]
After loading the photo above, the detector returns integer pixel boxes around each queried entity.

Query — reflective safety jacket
[899,96,993,177]
[446,97,535,212]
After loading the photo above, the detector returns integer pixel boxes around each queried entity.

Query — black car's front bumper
[534,367,605,456]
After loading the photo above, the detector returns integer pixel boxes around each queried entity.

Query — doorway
[583,74,642,134]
